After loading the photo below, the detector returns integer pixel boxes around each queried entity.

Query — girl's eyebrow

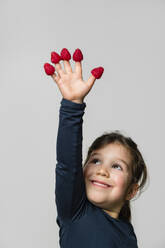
[90,152,129,168]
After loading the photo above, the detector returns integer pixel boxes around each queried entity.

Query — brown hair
[82,130,149,223]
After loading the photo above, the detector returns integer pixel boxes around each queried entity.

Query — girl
[44,48,148,248]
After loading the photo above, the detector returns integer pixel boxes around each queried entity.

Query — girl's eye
[112,164,122,170]
[91,159,100,164]
[91,159,122,170]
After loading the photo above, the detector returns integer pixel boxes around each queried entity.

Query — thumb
[86,74,97,89]
[86,66,104,89]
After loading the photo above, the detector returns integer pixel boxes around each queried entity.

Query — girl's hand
[44,48,104,104]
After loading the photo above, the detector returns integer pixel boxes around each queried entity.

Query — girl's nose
[96,166,109,177]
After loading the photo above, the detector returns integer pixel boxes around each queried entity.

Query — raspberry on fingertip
[60,48,71,61]
[51,52,62,64]
[73,48,83,62]
[91,67,104,79]
[44,63,55,75]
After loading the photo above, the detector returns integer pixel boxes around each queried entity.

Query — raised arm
[44,48,104,225]
[55,97,86,225]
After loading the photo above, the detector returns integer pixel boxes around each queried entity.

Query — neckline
[101,208,121,222]
[87,199,130,225]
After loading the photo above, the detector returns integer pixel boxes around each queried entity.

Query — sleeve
[55,98,87,226]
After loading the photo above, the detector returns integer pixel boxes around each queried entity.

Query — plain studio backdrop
[0,0,164,247]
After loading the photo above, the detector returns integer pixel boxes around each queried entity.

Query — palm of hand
[57,72,91,102]
[51,60,96,103]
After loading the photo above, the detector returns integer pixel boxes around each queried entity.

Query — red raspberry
[91,67,104,79]
[60,48,71,61]
[44,63,55,75]
[51,51,62,64]
[73,48,83,62]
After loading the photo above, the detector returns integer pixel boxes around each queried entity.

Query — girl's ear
[126,183,139,201]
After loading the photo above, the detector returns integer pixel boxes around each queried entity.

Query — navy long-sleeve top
[55,98,138,248]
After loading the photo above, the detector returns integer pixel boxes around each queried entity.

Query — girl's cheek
[83,166,89,177]
[83,165,94,178]
[115,175,128,188]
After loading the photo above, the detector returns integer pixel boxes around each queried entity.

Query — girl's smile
[91,180,111,188]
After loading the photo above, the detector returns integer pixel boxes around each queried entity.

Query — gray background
[0,0,164,247]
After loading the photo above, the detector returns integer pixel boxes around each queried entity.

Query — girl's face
[83,143,134,218]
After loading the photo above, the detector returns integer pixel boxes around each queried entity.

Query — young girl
[44,48,148,247]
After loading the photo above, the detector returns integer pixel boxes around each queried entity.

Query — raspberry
[91,67,104,79]
[51,51,62,64]
[60,48,71,61]
[73,48,83,62]
[44,63,55,75]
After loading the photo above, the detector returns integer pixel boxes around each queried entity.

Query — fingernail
[51,52,62,64]
[44,63,55,75]
[73,48,83,62]
[60,48,71,61]
[91,67,104,79]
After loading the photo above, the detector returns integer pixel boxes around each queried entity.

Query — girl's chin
[86,192,107,204]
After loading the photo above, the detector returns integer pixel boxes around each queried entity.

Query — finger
[51,73,60,85]
[55,63,65,78]
[74,61,82,77]
[73,49,83,76]
[51,51,65,77]
[86,74,96,89]
[63,60,73,73]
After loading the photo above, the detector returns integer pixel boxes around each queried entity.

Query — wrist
[71,99,84,104]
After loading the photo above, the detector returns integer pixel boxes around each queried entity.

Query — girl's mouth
[91,180,111,189]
